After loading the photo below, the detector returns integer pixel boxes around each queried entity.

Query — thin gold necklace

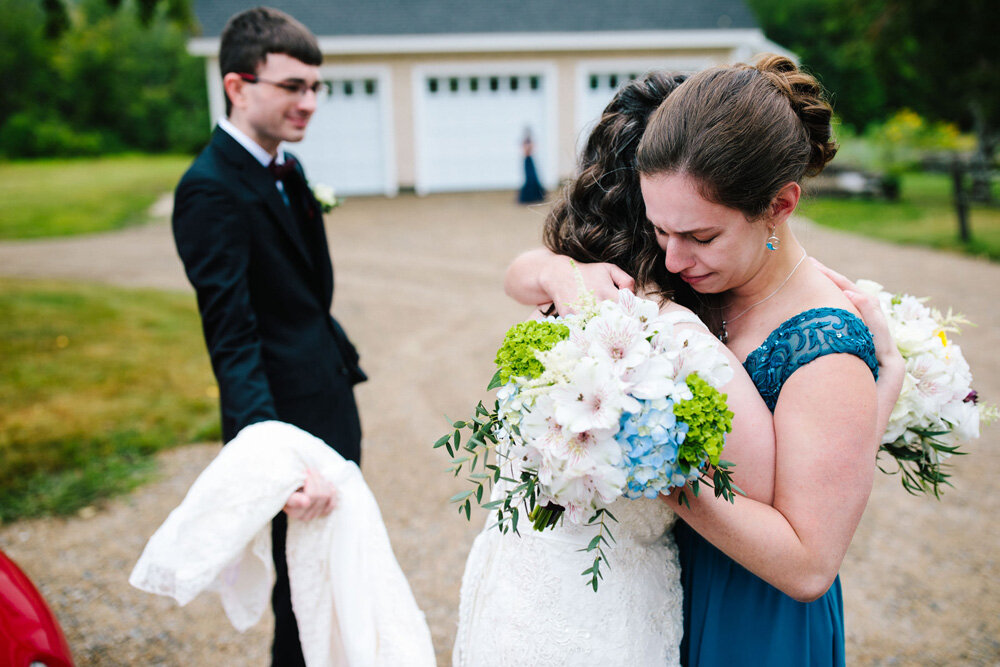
[719,251,808,344]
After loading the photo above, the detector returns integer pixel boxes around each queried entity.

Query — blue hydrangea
[616,398,700,499]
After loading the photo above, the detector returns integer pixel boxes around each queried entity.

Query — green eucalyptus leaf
[487,370,504,390]
[450,490,475,503]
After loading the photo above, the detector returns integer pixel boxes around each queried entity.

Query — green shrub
[51,4,209,154]
[865,110,975,174]
[0,112,110,157]
[0,0,209,157]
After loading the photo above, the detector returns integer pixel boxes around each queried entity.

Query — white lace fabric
[129,421,435,667]
[453,496,683,666]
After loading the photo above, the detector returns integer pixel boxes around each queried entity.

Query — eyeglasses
[238,73,332,100]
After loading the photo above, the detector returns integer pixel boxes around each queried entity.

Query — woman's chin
[681,275,720,293]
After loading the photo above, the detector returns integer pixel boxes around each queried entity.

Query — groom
[171,7,364,665]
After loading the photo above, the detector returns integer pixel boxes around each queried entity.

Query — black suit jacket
[173,126,364,462]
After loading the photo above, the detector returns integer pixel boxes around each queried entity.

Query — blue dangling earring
[766,229,780,251]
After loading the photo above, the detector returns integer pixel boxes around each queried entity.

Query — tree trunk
[969,102,995,203]
[951,160,971,243]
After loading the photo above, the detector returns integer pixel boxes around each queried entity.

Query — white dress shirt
[218,117,292,206]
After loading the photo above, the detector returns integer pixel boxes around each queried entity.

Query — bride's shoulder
[657,301,710,330]
[658,300,695,317]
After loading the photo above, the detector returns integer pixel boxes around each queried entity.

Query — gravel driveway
[1,191,997,665]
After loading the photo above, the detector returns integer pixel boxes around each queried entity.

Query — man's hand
[283,469,338,521]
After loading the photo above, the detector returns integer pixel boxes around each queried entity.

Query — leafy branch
[435,396,626,590]
[878,429,966,499]
[434,399,502,521]
[579,508,617,591]
[675,460,743,510]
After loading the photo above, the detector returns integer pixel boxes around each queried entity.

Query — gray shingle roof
[194,1,759,38]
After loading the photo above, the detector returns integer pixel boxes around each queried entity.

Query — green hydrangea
[674,374,733,467]
[494,320,570,383]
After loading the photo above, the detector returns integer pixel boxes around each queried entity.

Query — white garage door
[293,73,394,197]
[575,59,713,153]
[576,70,644,153]
[415,70,553,194]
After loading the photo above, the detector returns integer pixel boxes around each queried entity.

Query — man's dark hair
[219,7,323,115]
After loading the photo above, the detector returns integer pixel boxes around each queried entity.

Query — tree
[1,0,208,156]
[0,0,52,128]
[750,0,997,199]
[51,2,207,152]
[857,0,998,200]
[746,0,889,130]
[42,0,70,38]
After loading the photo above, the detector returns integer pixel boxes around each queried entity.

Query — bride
[453,71,779,666]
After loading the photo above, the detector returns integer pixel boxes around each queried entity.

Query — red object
[0,550,73,667]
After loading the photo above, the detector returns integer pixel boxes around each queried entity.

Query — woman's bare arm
[504,247,634,312]
[669,355,879,602]
[670,313,776,505]
[811,258,905,449]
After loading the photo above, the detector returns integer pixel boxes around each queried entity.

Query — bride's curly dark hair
[542,71,721,332]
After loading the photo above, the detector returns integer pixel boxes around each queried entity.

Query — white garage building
[189,1,789,196]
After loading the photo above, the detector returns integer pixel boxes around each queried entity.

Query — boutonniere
[311,183,341,213]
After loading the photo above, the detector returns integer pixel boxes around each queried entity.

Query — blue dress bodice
[745,307,878,411]
[676,307,878,667]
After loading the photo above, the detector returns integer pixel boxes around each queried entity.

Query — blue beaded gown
[675,308,878,667]
[518,154,546,204]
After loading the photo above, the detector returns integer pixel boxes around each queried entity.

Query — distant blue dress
[675,308,878,666]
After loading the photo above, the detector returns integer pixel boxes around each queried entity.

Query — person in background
[518,128,546,204]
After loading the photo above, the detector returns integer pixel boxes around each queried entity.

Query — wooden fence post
[951,159,971,243]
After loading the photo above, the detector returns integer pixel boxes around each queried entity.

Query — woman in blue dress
[506,56,904,665]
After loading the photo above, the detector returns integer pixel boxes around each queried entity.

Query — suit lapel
[285,159,334,304]
[212,128,316,271]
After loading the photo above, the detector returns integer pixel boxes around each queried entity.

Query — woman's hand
[811,258,904,447]
[283,469,339,521]
[504,248,635,314]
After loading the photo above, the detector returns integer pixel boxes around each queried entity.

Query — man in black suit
[171,8,364,666]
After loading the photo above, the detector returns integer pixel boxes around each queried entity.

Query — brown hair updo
[543,71,693,303]
[636,54,837,220]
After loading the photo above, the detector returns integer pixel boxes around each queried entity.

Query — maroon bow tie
[268,156,298,182]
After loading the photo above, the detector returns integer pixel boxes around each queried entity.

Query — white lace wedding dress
[453,494,682,666]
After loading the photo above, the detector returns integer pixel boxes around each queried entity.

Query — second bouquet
[437,289,738,590]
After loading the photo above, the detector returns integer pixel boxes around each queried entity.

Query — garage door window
[417,70,550,192]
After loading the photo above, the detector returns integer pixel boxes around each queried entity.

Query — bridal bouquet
[436,288,737,589]
[856,279,997,497]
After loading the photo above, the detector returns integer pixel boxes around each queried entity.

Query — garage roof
[193,0,759,37]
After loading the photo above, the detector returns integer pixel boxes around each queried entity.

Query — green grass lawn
[0,155,191,239]
[0,277,219,522]
[799,172,1000,261]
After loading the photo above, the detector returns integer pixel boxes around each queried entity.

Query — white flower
[582,309,651,371]
[311,183,340,212]
[535,337,587,382]
[623,354,680,401]
[853,278,884,298]
[614,289,661,327]
[669,328,734,390]
[550,357,636,433]
[942,399,980,442]
[871,283,985,452]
